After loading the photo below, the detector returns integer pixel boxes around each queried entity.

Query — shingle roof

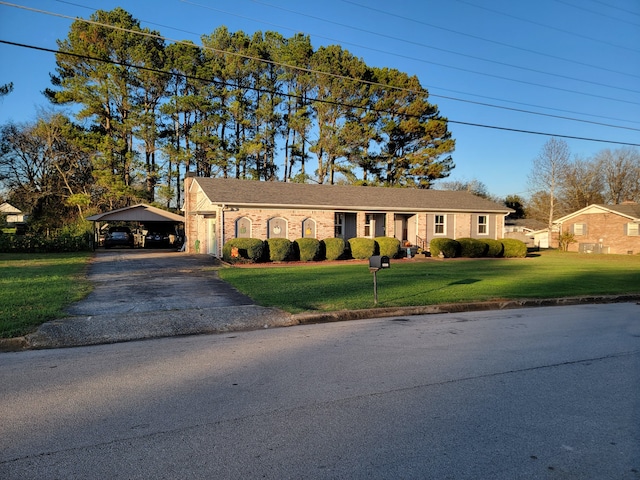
[554,202,640,223]
[194,177,511,213]
[598,203,640,219]
[86,204,185,223]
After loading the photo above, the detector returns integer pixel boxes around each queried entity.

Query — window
[478,215,488,235]
[268,217,287,238]
[302,218,316,238]
[364,214,372,237]
[335,213,344,238]
[236,217,251,238]
[434,215,445,235]
[573,223,587,235]
[626,223,639,236]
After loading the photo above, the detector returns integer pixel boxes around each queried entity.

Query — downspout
[219,204,225,258]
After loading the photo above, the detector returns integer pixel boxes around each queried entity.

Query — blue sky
[1,0,638,199]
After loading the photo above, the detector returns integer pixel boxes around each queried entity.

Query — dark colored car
[144,231,171,248]
[104,226,134,249]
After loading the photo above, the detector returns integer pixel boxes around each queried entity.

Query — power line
[587,0,640,18]
[179,1,640,106]
[236,0,640,96]
[5,1,640,122]
[553,0,640,27]
[453,0,640,54]
[2,39,639,148]
[341,0,640,80]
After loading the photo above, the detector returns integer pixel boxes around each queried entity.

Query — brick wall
[559,212,640,254]
[222,208,336,241]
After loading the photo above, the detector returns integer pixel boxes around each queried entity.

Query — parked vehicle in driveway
[104,226,134,249]
[144,231,171,248]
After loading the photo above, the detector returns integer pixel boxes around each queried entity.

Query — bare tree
[560,157,604,212]
[527,138,570,233]
[596,148,640,204]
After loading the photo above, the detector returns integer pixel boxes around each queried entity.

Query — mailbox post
[369,255,390,304]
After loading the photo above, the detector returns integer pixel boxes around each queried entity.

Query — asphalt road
[2,302,639,479]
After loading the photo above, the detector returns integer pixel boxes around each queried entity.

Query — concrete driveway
[23,250,294,349]
[68,249,254,314]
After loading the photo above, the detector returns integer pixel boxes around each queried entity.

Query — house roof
[86,204,184,223]
[193,177,512,213]
[0,202,22,214]
[554,202,640,224]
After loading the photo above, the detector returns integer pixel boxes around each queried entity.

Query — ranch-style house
[183,175,513,257]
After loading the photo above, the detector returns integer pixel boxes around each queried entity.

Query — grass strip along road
[2,249,639,338]
[0,252,92,338]
[219,250,640,313]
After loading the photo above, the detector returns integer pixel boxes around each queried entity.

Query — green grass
[218,250,640,313]
[0,252,93,338]
[3,249,639,339]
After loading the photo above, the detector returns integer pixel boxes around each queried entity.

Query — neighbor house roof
[0,202,22,214]
[553,202,640,224]
[86,204,185,223]
[192,177,512,213]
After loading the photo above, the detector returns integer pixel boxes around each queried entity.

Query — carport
[87,204,185,249]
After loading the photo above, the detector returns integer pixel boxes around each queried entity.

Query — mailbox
[369,255,390,270]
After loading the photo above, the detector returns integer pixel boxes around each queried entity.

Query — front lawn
[0,252,93,338]
[218,250,640,313]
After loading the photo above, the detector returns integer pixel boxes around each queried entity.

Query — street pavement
[1,302,639,479]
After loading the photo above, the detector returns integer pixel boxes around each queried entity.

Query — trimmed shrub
[458,238,488,258]
[501,238,528,258]
[430,238,461,258]
[348,237,376,260]
[295,238,322,262]
[485,239,505,257]
[266,238,294,262]
[375,236,401,258]
[222,238,266,263]
[323,237,348,261]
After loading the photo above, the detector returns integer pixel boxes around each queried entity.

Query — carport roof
[86,204,184,223]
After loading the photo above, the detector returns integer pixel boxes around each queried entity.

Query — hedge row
[0,232,93,253]
[429,237,527,258]
[222,237,402,263]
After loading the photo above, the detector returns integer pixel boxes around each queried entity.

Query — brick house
[183,175,512,256]
[552,202,640,254]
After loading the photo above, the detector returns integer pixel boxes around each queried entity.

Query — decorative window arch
[268,217,288,238]
[236,217,252,238]
[302,218,317,238]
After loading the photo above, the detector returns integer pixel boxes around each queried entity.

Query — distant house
[552,202,640,254]
[183,176,513,256]
[504,218,547,248]
[0,202,27,232]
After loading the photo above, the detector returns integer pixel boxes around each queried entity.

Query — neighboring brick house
[183,175,512,256]
[552,202,640,254]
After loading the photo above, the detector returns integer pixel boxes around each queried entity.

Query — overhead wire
[29,0,640,123]
[553,0,640,28]
[232,0,640,97]
[0,1,638,147]
[587,0,640,18]
[453,0,640,54]
[340,0,640,80]
[2,39,639,148]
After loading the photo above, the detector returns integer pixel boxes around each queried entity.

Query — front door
[207,218,217,256]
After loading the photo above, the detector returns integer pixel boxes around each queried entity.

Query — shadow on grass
[448,278,482,286]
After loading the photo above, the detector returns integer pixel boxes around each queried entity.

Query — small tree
[558,231,576,252]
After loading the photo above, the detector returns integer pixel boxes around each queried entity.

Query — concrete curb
[291,294,640,325]
[2,294,639,352]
